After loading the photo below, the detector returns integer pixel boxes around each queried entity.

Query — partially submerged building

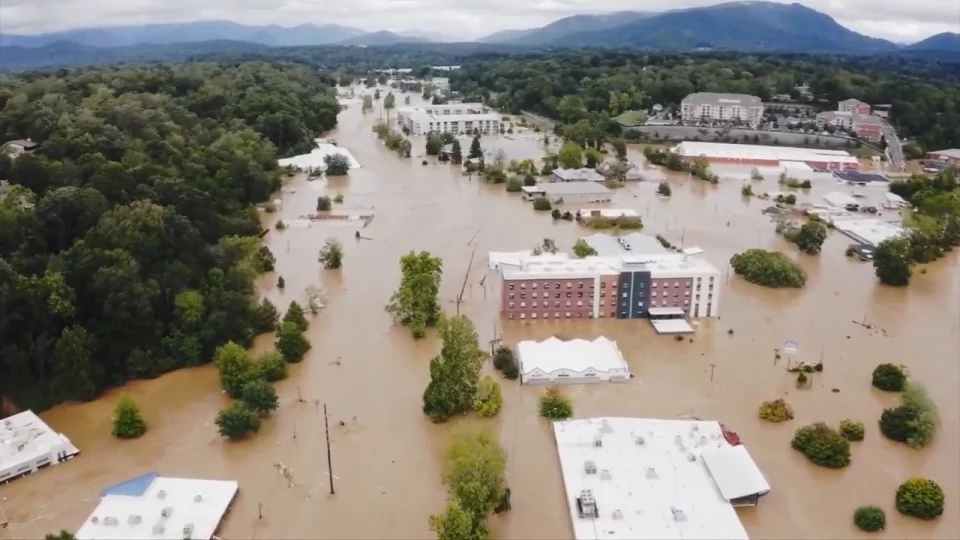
[0,410,80,485]
[75,473,239,540]
[553,168,606,183]
[517,337,630,384]
[522,182,613,204]
[673,141,859,171]
[552,417,771,540]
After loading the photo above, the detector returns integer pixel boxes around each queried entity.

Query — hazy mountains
[906,32,960,52]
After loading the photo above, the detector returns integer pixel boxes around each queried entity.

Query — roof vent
[161,506,173,518]
[612,509,624,520]
[687,453,697,462]
[584,460,597,474]
[593,434,603,447]
[193,494,203,502]
[183,523,194,539]
[645,467,659,480]
[128,514,142,526]
[157,490,167,500]
[91,516,99,524]
[152,523,165,535]
[600,469,612,481]
[635,436,645,446]
[671,507,688,522]
[103,516,119,527]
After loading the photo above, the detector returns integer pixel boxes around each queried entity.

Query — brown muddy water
[2,91,958,540]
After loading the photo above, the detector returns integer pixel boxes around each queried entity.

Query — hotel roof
[75,475,239,540]
[582,233,668,258]
[1,410,79,483]
[552,417,769,540]
[682,92,762,106]
[499,251,719,280]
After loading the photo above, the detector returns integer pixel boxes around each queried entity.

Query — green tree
[317,196,333,211]
[283,301,309,332]
[473,376,504,418]
[251,350,287,382]
[319,238,344,269]
[557,141,583,169]
[112,395,147,439]
[385,251,443,338]
[492,346,519,379]
[896,478,944,520]
[730,249,807,288]
[426,134,444,156]
[839,419,865,441]
[253,298,280,334]
[611,139,627,161]
[276,321,311,362]
[240,378,279,416]
[422,315,486,422]
[215,402,261,440]
[214,342,253,398]
[429,498,477,540]
[854,506,886,532]
[583,147,603,168]
[44,531,77,540]
[468,135,483,159]
[255,246,276,271]
[532,197,552,211]
[450,140,463,164]
[791,422,851,468]
[572,238,598,258]
[873,237,913,286]
[657,182,672,197]
[794,221,828,255]
[383,93,396,122]
[362,95,374,113]
[438,428,508,538]
[324,154,351,176]
[539,386,574,420]
[872,363,906,391]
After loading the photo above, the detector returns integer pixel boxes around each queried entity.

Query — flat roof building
[75,474,239,540]
[926,149,960,165]
[553,417,770,540]
[522,182,612,204]
[582,232,669,258]
[833,219,905,247]
[680,93,764,128]
[517,337,630,384]
[1,410,80,485]
[553,168,606,183]
[673,141,859,171]
[396,102,499,135]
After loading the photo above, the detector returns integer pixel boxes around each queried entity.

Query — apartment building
[396,102,500,135]
[816,99,884,142]
[838,99,872,116]
[680,93,764,128]
[496,247,721,321]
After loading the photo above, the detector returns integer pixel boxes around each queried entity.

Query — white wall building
[521,182,613,204]
[553,417,771,540]
[517,337,630,384]
[75,474,239,540]
[396,102,500,135]
[680,93,764,127]
[0,410,80,485]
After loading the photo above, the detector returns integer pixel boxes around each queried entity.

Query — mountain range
[1,1,958,68]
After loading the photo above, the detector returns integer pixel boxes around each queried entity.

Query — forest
[447,51,960,152]
[0,61,341,411]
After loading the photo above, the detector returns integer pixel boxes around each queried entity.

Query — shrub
[276,321,311,362]
[758,399,794,423]
[333,193,344,203]
[791,422,851,469]
[539,386,573,420]
[871,363,906,391]
[854,506,886,532]
[896,478,944,520]
[881,382,938,449]
[506,178,523,192]
[730,249,807,288]
[533,197,552,211]
[323,153,350,176]
[474,376,504,418]
[252,350,287,382]
[839,419,865,441]
[493,346,519,380]
[215,402,261,440]
[551,208,562,220]
[741,183,753,196]
[112,396,147,439]
[240,378,279,416]
[879,405,915,443]
[317,196,332,211]
[657,182,672,197]
[319,238,344,269]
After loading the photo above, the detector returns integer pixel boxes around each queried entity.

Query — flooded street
[3,92,959,540]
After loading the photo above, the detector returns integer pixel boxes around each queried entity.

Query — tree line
[0,61,338,411]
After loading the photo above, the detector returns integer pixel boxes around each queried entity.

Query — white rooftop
[277,141,362,171]
[1,410,79,483]
[553,417,767,540]
[674,141,858,164]
[823,191,860,208]
[579,208,640,219]
[650,318,695,334]
[502,255,621,281]
[833,219,905,247]
[75,476,239,540]
[517,337,629,382]
[499,252,720,280]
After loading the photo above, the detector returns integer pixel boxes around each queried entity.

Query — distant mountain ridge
[906,32,960,52]
[338,31,428,46]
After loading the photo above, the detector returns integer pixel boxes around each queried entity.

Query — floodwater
[2,90,959,540]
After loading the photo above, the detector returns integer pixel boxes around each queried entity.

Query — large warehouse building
[672,141,860,171]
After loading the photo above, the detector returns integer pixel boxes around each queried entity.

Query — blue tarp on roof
[100,472,159,498]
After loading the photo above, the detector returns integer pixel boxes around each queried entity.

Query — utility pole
[709,363,717,383]
[324,403,335,495]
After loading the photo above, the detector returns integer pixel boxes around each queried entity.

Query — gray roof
[554,168,605,182]
[542,183,611,196]
[681,92,762,106]
[582,233,667,257]
[839,98,866,105]
[929,149,960,159]
[854,115,884,126]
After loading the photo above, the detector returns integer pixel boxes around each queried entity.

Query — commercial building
[823,191,862,210]
[0,410,80,485]
[522,182,612,204]
[577,208,640,220]
[75,473,239,540]
[680,93,764,128]
[833,219,905,247]
[553,417,771,540]
[852,115,884,142]
[517,337,630,384]
[597,163,645,181]
[673,141,859,171]
[496,247,722,323]
[553,168,606,183]
[395,102,500,135]
[838,98,872,115]
[926,149,960,166]
[816,100,884,142]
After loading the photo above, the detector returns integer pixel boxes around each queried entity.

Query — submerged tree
[215,402,261,440]
[324,154,351,176]
[319,238,344,269]
[422,315,486,422]
[385,251,443,338]
[112,395,147,439]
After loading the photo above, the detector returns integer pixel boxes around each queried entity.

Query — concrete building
[553,417,771,540]
[553,168,606,183]
[680,93,764,128]
[926,149,960,166]
[597,163,645,181]
[497,248,721,324]
[517,337,630,384]
[816,100,883,142]
[429,77,450,93]
[815,111,854,130]
[833,219,905,247]
[673,141,859,171]
[522,182,612,204]
[0,410,80,485]
[395,102,500,135]
[852,115,884,142]
[838,98,872,115]
[76,473,239,540]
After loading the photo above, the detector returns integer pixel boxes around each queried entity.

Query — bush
[333,193,344,203]
[758,399,794,423]
[730,249,806,288]
[474,376,504,417]
[551,208,562,220]
[896,478,944,520]
[839,419,865,441]
[657,182,672,197]
[539,386,573,420]
[741,183,754,196]
[323,153,350,176]
[506,178,523,192]
[316,196,332,211]
[493,346,519,380]
[112,396,147,439]
[215,402,261,440]
[791,422,851,469]
[240,378,279,416]
[319,238,343,269]
[252,350,287,382]
[871,363,906,391]
[881,382,939,448]
[854,506,886,532]
[276,321,311,362]
[533,197,552,211]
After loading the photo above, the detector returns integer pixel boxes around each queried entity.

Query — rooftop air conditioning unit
[152,523,165,535]
[193,494,203,502]
[161,507,173,518]
[128,515,142,526]
[157,490,167,500]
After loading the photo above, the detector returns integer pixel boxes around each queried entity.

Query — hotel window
[578,292,584,298]
[566,292,572,298]
[509,293,515,299]
[520,313,526,319]
[532,292,538,298]
[532,313,537,319]
[532,301,538,307]
[509,302,515,308]
[555,313,560,318]
[652,282,657,288]
[674,281,679,287]
[577,301,583,306]
[520,293,526,300]
[508,314,514,320]
[543,283,549,289]
[652,291,657,297]
[509,284,514,290]
[567,282,572,288]
[600,292,605,298]
[566,312,571,318]
[566,301,571,307]
[685,291,690,296]
[578,283,584,289]
[532,283,538,289]
[685,282,691,288]
[555,302,561,308]
[555,283,561,289]
[622,292,628,298]
[555,293,561,299]
[520,283,526,289]
[520,302,526,307]
[600,300,605,306]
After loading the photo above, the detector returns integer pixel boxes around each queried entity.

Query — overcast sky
[1,0,957,43]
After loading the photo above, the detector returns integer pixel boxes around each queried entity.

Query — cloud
[0,0,955,42]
